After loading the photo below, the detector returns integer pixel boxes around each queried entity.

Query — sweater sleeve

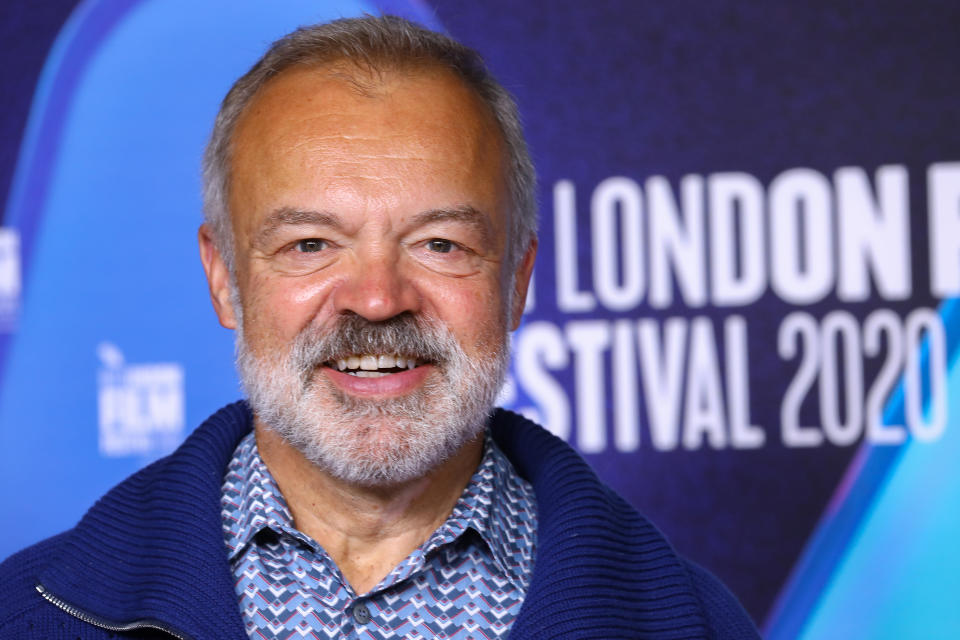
[683,559,762,640]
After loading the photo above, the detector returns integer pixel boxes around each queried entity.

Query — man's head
[198,16,537,486]
[201,15,536,284]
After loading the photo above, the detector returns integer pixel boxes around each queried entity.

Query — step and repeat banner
[2,1,958,637]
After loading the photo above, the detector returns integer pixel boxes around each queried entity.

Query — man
[1,16,758,639]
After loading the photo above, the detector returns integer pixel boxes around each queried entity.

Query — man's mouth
[326,354,427,378]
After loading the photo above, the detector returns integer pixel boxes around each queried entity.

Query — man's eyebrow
[255,207,343,244]
[409,206,494,243]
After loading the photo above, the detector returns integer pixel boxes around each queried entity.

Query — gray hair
[201,15,537,276]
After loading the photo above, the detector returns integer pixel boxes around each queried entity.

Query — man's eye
[426,239,454,253]
[297,239,327,253]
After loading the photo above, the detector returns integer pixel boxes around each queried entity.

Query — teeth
[352,370,388,378]
[378,354,396,368]
[334,354,421,372]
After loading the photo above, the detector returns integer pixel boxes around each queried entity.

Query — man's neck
[254,423,484,595]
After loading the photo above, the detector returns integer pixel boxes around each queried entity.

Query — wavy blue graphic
[0,0,437,559]
[766,297,960,637]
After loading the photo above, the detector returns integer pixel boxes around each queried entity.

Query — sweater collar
[37,402,708,640]
[490,410,711,639]
[37,402,253,640]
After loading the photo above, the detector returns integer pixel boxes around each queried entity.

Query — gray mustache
[290,312,454,371]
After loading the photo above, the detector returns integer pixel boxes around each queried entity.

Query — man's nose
[332,248,420,321]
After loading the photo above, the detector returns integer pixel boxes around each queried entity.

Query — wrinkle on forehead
[236,63,500,149]
[227,63,511,251]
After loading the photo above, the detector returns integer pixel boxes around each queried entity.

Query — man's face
[200,64,534,485]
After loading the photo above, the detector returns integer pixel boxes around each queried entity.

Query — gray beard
[234,312,509,486]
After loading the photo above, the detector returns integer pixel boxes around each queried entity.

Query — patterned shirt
[221,431,538,640]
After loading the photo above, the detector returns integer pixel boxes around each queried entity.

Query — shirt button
[353,602,371,624]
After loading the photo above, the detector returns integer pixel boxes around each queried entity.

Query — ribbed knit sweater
[0,402,759,639]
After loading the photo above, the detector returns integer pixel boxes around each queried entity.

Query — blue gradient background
[1,1,958,636]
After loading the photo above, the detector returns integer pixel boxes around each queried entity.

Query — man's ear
[509,237,537,331]
[198,224,238,330]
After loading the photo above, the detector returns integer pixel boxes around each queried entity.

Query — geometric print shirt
[220,430,538,640]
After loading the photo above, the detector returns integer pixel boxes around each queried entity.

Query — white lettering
[638,318,687,450]
[928,162,960,297]
[566,320,611,452]
[592,177,645,311]
[904,308,947,441]
[725,315,764,448]
[612,319,640,451]
[836,165,911,301]
[818,311,863,446]
[769,168,834,304]
[648,175,707,308]
[863,309,907,444]
[708,172,766,306]
[554,180,596,312]
[779,312,824,447]
[514,322,571,439]
[683,318,727,449]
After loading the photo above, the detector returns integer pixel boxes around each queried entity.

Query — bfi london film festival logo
[97,342,184,457]
[0,228,21,331]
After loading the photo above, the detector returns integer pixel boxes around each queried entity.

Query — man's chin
[263,401,478,486]
[297,424,471,487]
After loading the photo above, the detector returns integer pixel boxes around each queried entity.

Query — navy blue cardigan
[0,402,759,639]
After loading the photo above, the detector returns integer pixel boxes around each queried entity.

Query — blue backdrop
[2,2,958,637]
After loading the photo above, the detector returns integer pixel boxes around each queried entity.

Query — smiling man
[1,16,758,640]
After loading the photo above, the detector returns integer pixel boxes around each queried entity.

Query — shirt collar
[220,431,301,560]
[427,432,538,591]
[220,430,538,589]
